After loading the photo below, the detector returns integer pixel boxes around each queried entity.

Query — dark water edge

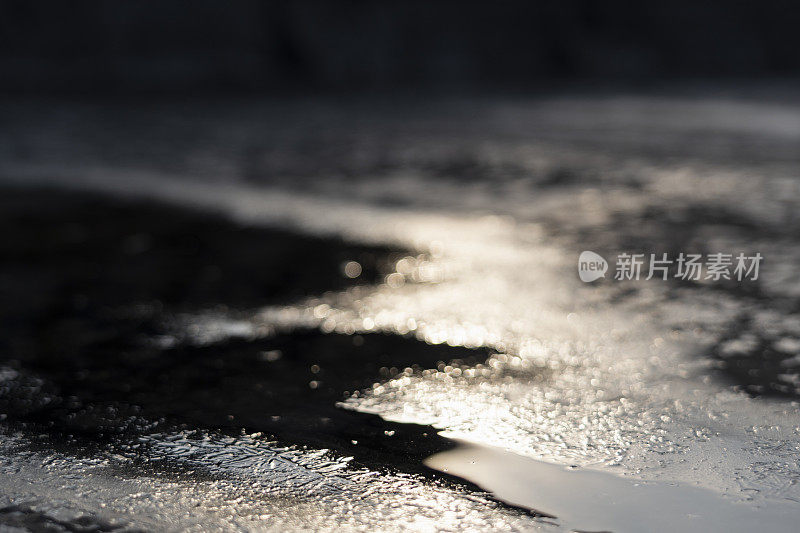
[0,187,553,524]
[3,183,800,530]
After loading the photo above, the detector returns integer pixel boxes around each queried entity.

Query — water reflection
[425,443,798,532]
[4,94,800,529]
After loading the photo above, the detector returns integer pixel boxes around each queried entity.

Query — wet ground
[2,91,800,531]
[0,188,539,531]
[0,189,493,475]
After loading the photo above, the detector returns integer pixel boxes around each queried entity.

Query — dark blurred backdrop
[1,0,799,93]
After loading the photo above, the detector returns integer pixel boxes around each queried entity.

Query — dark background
[2,0,799,94]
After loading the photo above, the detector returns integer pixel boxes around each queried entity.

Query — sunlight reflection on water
[5,94,800,529]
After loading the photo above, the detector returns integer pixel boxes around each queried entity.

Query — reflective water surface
[426,443,798,532]
[2,92,800,531]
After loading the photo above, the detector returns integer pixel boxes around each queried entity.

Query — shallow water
[426,443,798,532]
[2,91,800,531]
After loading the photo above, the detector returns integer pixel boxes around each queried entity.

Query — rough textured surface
[2,92,800,530]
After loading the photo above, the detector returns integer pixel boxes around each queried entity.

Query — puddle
[0,188,495,480]
[425,443,800,532]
